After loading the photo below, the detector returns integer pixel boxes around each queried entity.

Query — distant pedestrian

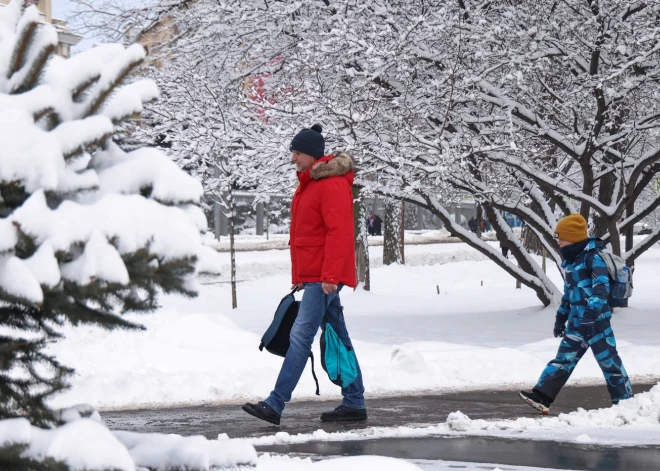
[373,214,382,236]
[519,214,633,415]
[242,124,366,426]
[469,217,478,233]
[497,233,509,258]
[368,213,376,236]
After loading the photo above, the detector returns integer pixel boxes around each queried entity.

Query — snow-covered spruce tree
[0,0,220,432]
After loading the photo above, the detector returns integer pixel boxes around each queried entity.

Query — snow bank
[114,430,257,470]
[1,418,135,471]
[246,384,660,447]
[0,412,256,471]
[0,414,418,471]
[445,382,660,438]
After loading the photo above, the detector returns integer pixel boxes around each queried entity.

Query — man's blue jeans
[265,283,366,414]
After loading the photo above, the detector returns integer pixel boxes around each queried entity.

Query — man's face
[291,150,317,173]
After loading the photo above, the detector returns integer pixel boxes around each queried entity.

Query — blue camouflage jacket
[557,238,612,329]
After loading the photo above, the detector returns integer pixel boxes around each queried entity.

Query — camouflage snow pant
[535,318,633,403]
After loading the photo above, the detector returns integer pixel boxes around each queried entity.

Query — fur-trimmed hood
[310,152,355,180]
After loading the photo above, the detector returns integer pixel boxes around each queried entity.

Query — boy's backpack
[319,311,359,389]
[259,289,320,395]
[589,251,633,308]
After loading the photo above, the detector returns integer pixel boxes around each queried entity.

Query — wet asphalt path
[103,382,660,470]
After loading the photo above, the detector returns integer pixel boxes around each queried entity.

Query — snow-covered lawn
[202,229,502,252]
[49,241,660,411]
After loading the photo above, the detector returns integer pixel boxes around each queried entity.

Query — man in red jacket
[242,124,366,425]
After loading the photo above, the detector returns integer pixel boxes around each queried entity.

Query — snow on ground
[48,239,660,413]
[203,229,502,252]
[244,384,660,448]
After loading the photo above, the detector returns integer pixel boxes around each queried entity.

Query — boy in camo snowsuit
[520,214,633,414]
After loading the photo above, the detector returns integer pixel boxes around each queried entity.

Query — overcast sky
[51,0,91,51]
[51,0,70,18]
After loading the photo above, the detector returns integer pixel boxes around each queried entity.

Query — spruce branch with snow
[0,0,220,435]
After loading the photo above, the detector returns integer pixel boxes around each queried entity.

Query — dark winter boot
[320,405,367,422]
[519,390,552,415]
[242,401,281,425]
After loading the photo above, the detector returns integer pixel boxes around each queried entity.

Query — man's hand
[322,282,338,295]
[291,283,304,292]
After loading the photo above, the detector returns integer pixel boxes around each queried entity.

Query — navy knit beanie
[289,124,325,159]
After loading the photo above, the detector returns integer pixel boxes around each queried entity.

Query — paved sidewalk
[103,382,656,439]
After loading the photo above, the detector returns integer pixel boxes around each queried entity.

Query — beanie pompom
[311,123,323,133]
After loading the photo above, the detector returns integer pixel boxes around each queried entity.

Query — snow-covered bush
[0,0,221,443]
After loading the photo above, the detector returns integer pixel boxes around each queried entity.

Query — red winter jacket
[290,152,357,288]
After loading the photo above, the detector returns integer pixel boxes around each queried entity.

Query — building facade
[0,0,81,57]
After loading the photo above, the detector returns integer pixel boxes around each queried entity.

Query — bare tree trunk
[265,202,270,241]
[542,247,547,274]
[476,203,483,238]
[213,166,222,241]
[353,187,370,290]
[608,219,621,256]
[592,172,616,238]
[227,185,237,309]
[484,203,553,304]
[256,201,264,236]
[383,198,403,265]
[625,204,634,266]
[399,199,405,265]
[579,161,595,221]
[522,223,544,255]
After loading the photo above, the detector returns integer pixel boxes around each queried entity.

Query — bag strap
[310,352,320,396]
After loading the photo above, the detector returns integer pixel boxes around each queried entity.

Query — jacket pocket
[294,236,325,278]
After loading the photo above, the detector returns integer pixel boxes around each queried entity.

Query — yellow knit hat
[554,214,588,243]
